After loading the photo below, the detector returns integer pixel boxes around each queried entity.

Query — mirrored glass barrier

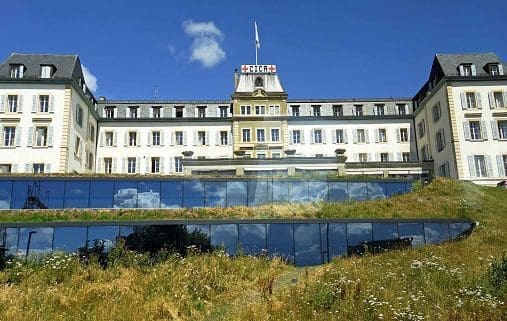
[0,220,475,267]
[0,178,413,209]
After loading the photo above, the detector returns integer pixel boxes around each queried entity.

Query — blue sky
[2,0,506,100]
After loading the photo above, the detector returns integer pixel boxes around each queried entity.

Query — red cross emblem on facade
[268,65,276,72]
[241,65,249,73]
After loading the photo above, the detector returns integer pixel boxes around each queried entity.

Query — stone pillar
[288,166,296,176]
[335,148,347,177]
[236,167,244,176]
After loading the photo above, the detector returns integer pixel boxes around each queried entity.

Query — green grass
[0,178,505,320]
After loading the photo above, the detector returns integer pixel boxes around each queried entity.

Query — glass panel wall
[294,223,321,266]
[0,181,12,209]
[211,224,238,255]
[424,223,450,244]
[238,224,266,255]
[137,181,161,208]
[398,223,425,247]
[160,181,183,208]
[89,180,114,208]
[226,181,247,207]
[205,181,226,207]
[18,227,53,256]
[64,180,90,208]
[267,223,294,263]
[53,227,87,252]
[183,181,205,208]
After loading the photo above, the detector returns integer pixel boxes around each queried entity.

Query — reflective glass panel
[349,182,368,201]
[53,227,87,253]
[5,228,18,256]
[0,180,12,209]
[450,222,474,239]
[327,223,347,259]
[320,224,328,263]
[187,224,210,237]
[185,225,212,252]
[39,180,65,209]
[248,181,270,206]
[211,224,238,255]
[205,181,226,207]
[328,182,349,202]
[64,180,90,208]
[227,181,247,206]
[119,226,134,237]
[18,227,53,256]
[346,223,372,246]
[11,180,41,209]
[183,180,205,208]
[89,180,114,208]
[424,223,449,244]
[289,181,308,203]
[372,223,399,241]
[294,224,321,266]
[87,226,120,252]
[160,181,183,208]
[385,182,407,196]
[267,223,294,262]
[398,223,425,247]
[239,224,266,255]
[137,181,161,208]
[308,181,328,202]
[113,180,138,208]
[367,182,386,199]
[272,181,289,203]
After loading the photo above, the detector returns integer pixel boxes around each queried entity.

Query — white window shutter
[113,131,117,146]
[215,131,220,146]
[46,163,52,173]
[146,158,151,173]
[193,132,197,146]
[15,126,22,146]
[471,64,477,76]
[480,121,488,140]
[396,129,401,143]
[137,131,141,146]
[498,64,504,75]
[122,158,126,173]
[100,132,104,147]
[0,126,3,145]
[367,153,373,162]
[147,131,151,146]
[396,152,402,161]
[136,157,141,173]
[485,156,493,177]
[343,130,348,144]
[112,158,118,173]
[169,157,174,172]
[228,131,232,145]
[49,94,55,113]
[489,91,495,109]
[504,92,507,107]
[310,129,314,144]
[388,153,393,161]
[497,155,506,177]
[97,158,103,173]
[467,155,476,178]
[47,127,54,147]
[353,153,358,162]
[124,132,128,146]
[300,130,305,144]
[205,131,210,145]
[170,131,175,145]
[365,129,370,143]
[322,129,326,144]
[160,157,165,173]
[374,129,379,143]
[183,132,187,146]
[459,65,465,76]
[160,132,165,146]
[18,95,23,113]
[463,121,470,140]
[25,163,31,173]
[27,127,33,146]
[491,121,499,140]
[12,164,18,173]
[476,92,482,109]
[0,95,5,113]
[460,92,467,110]
[32,95,37,113]
[353,129,358,143]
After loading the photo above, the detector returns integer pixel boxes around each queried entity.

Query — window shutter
[25,163,31,173]
[160,131,165,146]
[0,126,3,145]
[113,131,117,146]
[353,129,358,143]
[460,92,467,110]
[146,158,151,173]
[124,132,128,146]
[485,156,493,177]
[488,91,495,109]
[49,95,55,113]
[32,95,37,113]
[12,164,18,173]
[374,129,379,143]
[322,129,326,144]
[136,157,141,173]
[467,156,476,178]
[122,158,126,173]
[15,126,22,146]
[0,95,5,113]
[476,92,482,109]
[365,129,370,143]
[45,163,51,173]
[300,130,305,144]
[503,92,507,107]
[183,132,187,146]
[17,95,23,113]
[396,129,401,143]
[463,121,470,140]
[170,131,175,145]
[480,121,488,140]
[47,127,53,147]
[147,131,151,146]
[471,64,477,76]
[310,129,314,144]
[193,132,197,146]
[215,131,220,146]
[491,121,499,140]
[353,154,358,162]
[160,157,165,173]
[497,155,506,177]
[168,157,174,173]
[137,131,141,147]
[100,132,104,147]
[498,64,504,75]
[459,65,465,76]
[396,152,402,161]
[289,130,293,144]
[367,153,373,162]
[112,158,117,173]
[205,131,210,145]
[27,127,33,146]
[343,130,348,144]
[388,153,393,161]
[97,158,103,173]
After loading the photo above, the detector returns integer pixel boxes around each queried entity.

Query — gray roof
[0,53,83,81]
[435,53,505,76]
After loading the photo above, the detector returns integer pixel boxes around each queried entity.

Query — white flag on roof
[255,21,260,49]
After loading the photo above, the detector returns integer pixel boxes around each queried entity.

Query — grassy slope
[0,178,505,320]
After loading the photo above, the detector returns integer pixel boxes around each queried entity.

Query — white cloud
[182,20,226,68]
[81,64,98,92]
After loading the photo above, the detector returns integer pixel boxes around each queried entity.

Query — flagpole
[254,21,260,65]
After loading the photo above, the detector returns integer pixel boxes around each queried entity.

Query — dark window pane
[87,226,119,252]
[289,181,308,203]
[137,181,161,208]
[183,180,205,208]
[119,226,134,237]
[211,224,238,255]
[64,180,90,208]
[267,224,294,262]
[385,182,407,196]
[349,182,368,201]
[160,181,183,208]
[239,224,266,255]
[89,180,114,208]
[294,224,322,266]
[328,182,349,202]
[187,225,210,237]
[227,181,247,206]
[40,180,65,209]
[424,223,449,244]
[272,181,289,203]
[372,223,399,241]
[346,223,372,246]
[248,181,270,206]
[367,182,386,199]
[328,223,347,259]
[113,180,138,208]
[308,181,328,202]
[0,180,13,209]
[53,227,87,252]
[398,223,425,247]
[18,227,53,256]
[205,181,226,207]
[5,228,18,256]
[450,223,474,239]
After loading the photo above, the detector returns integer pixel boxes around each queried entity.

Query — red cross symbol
[268,65,276,72]
[241,65,249,73]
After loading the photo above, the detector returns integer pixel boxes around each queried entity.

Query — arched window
[255,76,263,87]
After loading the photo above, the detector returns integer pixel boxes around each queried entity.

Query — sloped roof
[235,74,285,93]
[435,53,505,76]
[0,53,81,79]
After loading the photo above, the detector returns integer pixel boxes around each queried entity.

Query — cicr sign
[241,65,277,73]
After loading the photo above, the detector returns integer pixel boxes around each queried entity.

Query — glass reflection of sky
[248,181,270,206]
[187,224,211,237]
[18,227,53,255]
[367,182,386,200]
[89,180,114,208]
[5,228,18,256]
[308,181,328,202]
[349,182,368,201]
[450,223,473,239]
[398,223,425,247]
[205,181,226,207]
[0,181,13,209]
[294,224,322,266]
[137,181,161,208]
[372,223,399,241]
[327,223,347,259]
[289,181,309,203]
[53,227,87,252]
[239,224,266,255]
[424,223,449,244]
[39,180,65,209]
[347,223,372,246]
[113,181,138,208]
[272,181,289,203]
[328,182,349,202]
[183,181,205,208]
[211,224,238,255]
[87,226,119,252]
[226,181,247,206]
[160,181,183,208]
[64,180,90,208]
[267,223,294,262]
[385,182,408,196]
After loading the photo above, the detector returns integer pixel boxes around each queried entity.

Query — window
[104,158,112,174]
[420,145,430,161]
[152,131,161,146]
[0,164,12,173]
[418,119,426,138]
[271,128,280,142]
[7,95,18,112]
[129,106,138,119]
[175,107,184,118]
[402,152,410,162]
[313,129,322,144]
[127,157,136,174]
[33,163,44,173]
[105,106,115,118]
[3,127,15,146]
[10,65,23,78]
[40,65,53,78]
[438,162,450,177]
[333,105,343,116]
[397,104,407,115]
[198,131,206,145]
[152,107,161,118]
[354,105,363,116]
[35,126,48,147]
[39,95,49,112]
[272,152,280,159]
[312,105,321,116]
[461,64,473,76]
[87,152,94,170]
[256,129,265,142]
[129,132,137,146]
[378,129,387,143]
[255,105,266,115]
[465,92,477,109]
[469,121,481,140]
[220,131,228,145]
[255,76,263,87]
[197,106,206,118]
[105,131,114,146]
[380,153,389,162]
[76,105,83,127]
[292,130,301,144]
[74,137,81,157]
[503,155,507,175]
[335,129,344,143]
[291,105,300,116]
[473,155,487,177]
[358,153,367,162]
[219,106,228,118]
[151,157,160,173]
[436,129,446,152]
[175,131,184,145]
[399,128,409,142]
[432,103,441,122]
[375,104,385,116]
[257,153,266,159]
[498,121,507,139]
[492,92,505,108]
[269,105,280,115]
[357,129,366,143]
[175,157,183,173]
[489,64,500,76]
[242,128,251,142]
[241,105,251,115]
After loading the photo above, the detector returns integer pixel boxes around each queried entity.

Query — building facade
[0,53,506,185]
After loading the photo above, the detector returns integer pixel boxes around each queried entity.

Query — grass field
[0,178,505,320]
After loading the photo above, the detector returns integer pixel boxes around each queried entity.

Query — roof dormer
[485,63,504,76]
[9,64,25,78]
[458,63,476,76]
